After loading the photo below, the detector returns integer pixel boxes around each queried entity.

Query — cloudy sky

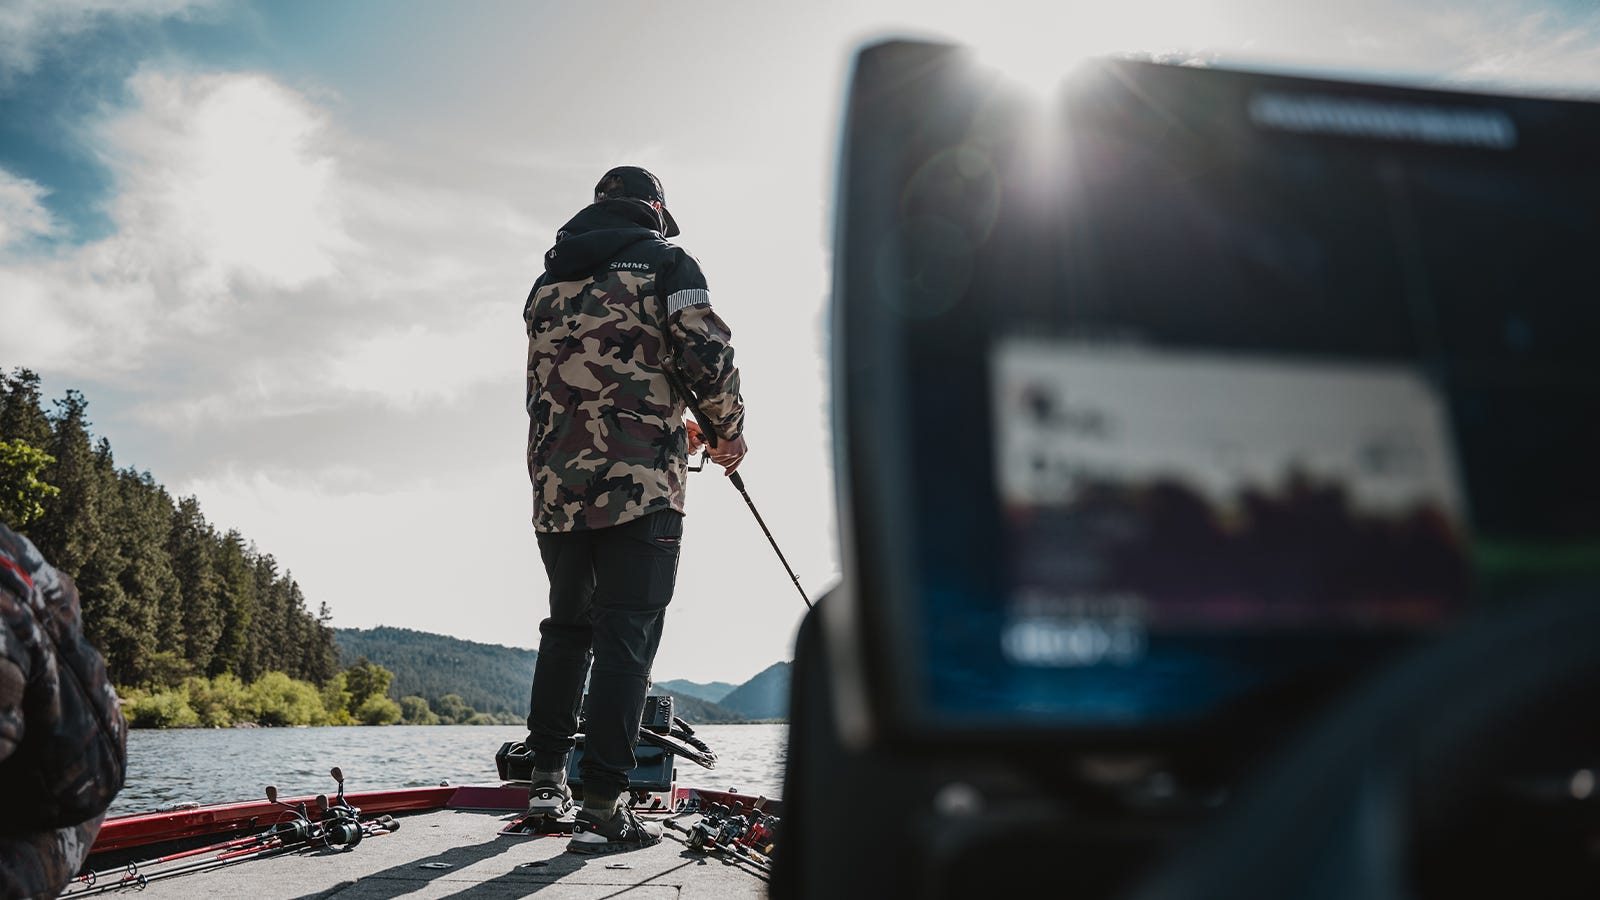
[2,0,1598,684]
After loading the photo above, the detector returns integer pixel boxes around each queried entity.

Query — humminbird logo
[1249,92,1517,150]
[610,261,650,270]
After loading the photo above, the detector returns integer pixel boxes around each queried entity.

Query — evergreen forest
[0,367,338,691]
[0,367,396,727]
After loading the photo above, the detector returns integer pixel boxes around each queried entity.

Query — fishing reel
[686,802,731,850]
[317,766,365,848]
[737,810,780,857]
[264,784,319,846]
[717,803,752,847]
[265,767,396,850]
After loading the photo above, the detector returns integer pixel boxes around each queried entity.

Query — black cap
[594,165,680,237]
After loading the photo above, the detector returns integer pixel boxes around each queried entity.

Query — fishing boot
[568,796,662,854]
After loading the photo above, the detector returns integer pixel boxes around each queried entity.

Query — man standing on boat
[521,166,747,854]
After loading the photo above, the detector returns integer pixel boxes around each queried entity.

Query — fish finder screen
[992,346,1467,667]
[963,344,1478,726]
[899,61,1600,729]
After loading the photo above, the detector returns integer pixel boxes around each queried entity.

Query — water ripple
[111,724,788,816]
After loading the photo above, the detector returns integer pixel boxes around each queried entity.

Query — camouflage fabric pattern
[526,270,742,532]
[1,815,102,900]
[665,293,744,447]
[1,522,126,899]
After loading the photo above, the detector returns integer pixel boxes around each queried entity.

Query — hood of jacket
[542,198,663,281]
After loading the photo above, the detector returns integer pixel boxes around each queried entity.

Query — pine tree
[244,552,284,677]
[0,368,52,448]
[211,531,257,680]
[306,601,339,685]
[169,497,223,673]
[30,389,99,571]
[112,467,180,683]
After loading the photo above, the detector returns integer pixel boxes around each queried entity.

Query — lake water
[110,724,789,817]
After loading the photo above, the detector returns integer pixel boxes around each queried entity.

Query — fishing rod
[65,821,308,896]
[726,471,812,609]
[668,367,813,610]
[65,767,398,896]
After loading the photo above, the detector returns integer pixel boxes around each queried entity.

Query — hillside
[656,690,746,724]
[335,626,757,723]
[336,627,536,715]
[718,662,792,720]
[655,679,738,704]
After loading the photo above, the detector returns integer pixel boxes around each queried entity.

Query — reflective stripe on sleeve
[667,289,711,314]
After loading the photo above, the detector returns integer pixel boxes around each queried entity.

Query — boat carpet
[73,806,768,899]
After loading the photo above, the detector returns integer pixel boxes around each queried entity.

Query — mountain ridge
[717,661,792,720]
[655,678,738,704]
[334,626,784,721]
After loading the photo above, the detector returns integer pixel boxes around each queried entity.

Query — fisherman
[0,521,127,898]
[521,166,747,853]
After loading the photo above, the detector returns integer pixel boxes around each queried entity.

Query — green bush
[343,658,393,710]
[319,672,354,726]
[434,693,474,724]
[248,672,326,726]
[184,674,251,727]
[125,690,200,728]
[355,695,403,725]
[399,695,439,725]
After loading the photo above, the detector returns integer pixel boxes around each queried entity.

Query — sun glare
[969,30,1105,99]
[950,2,1213,98]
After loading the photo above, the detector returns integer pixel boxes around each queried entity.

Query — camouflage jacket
[1,522,127,898]
[524,198,745,532]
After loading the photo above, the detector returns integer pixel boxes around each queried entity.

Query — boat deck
[76,795,771,899]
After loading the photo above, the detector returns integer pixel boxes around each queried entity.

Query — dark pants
[525,509,683,806]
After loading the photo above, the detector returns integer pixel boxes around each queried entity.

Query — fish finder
[827,40,1600,748]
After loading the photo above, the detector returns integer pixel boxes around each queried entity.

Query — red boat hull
[94,786,461,854]
[91,784,777,856]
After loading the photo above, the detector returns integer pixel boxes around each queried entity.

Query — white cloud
[1441,10,1600,91]
[174,466,545,644]
[0,0,218,78]
[323,318,523,409]
[98,71,350,296]
[1199,0,1600,95]
[0,68,348,373]
[0,168,57,248]
[0,66,549,420]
